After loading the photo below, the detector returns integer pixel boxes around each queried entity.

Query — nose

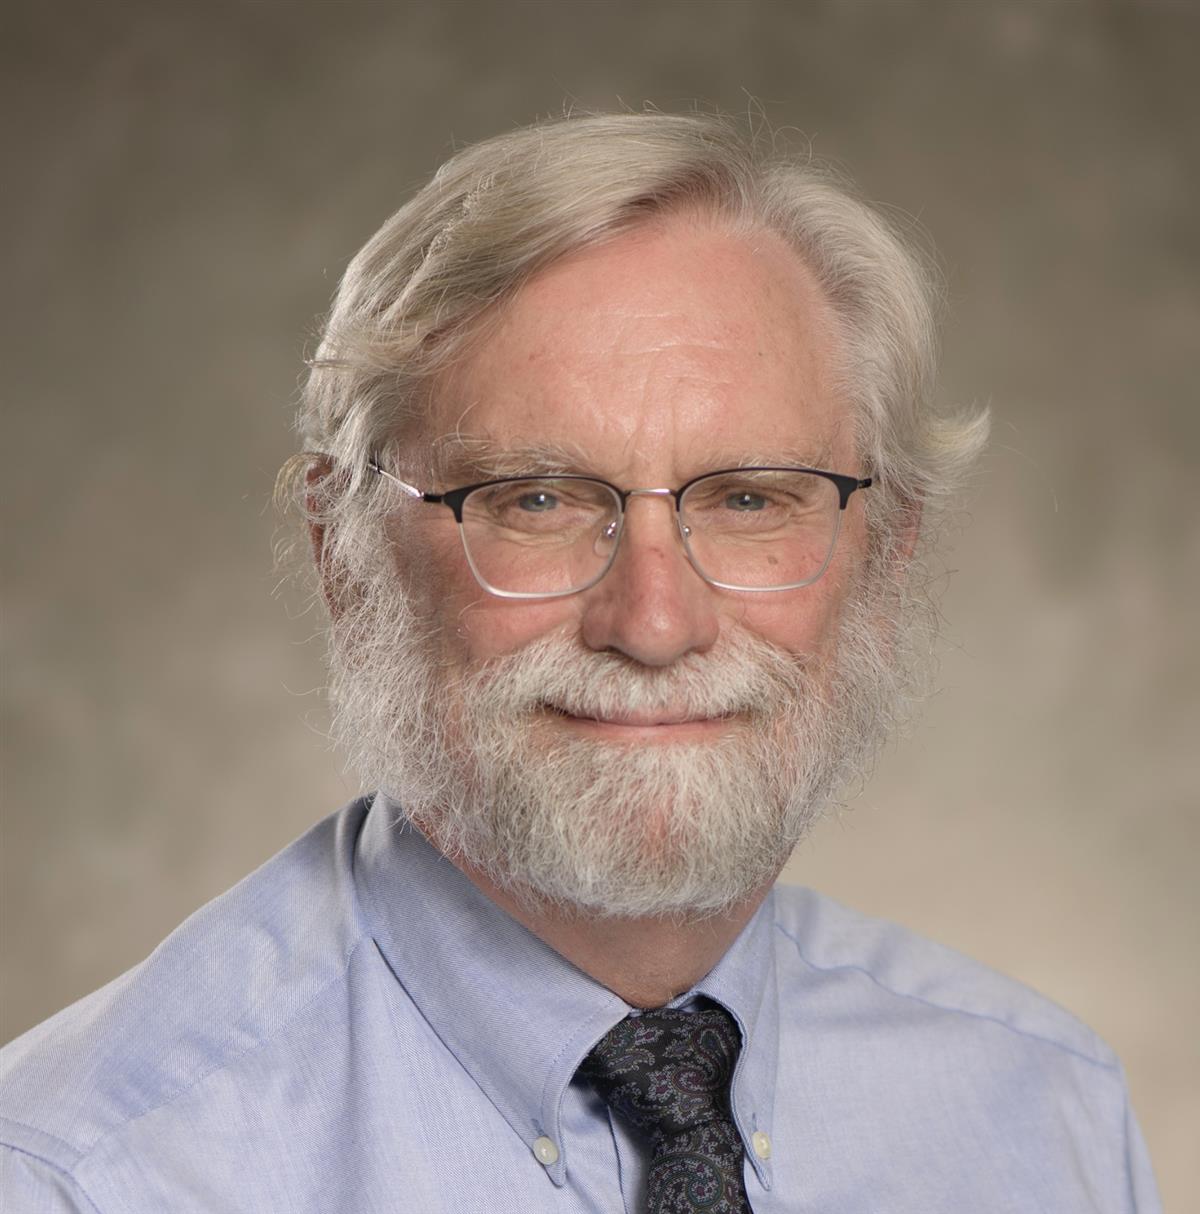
[579,493,720,666]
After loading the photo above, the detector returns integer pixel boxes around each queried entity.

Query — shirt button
[752,1130,772,1160]
[532,1136,560,1166]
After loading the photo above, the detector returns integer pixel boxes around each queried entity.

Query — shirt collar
[355,793,779,1188]
[688,888,779,1189]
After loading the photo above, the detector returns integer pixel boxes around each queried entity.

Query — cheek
[392,514,582,667]
[731,587,844,660]
[455,597,581,664]
[731,526,867,660]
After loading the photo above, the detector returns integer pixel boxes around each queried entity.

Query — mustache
[455,628,814,723]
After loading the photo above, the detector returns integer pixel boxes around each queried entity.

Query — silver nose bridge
[607,486,693,546]
[622,486,680,522]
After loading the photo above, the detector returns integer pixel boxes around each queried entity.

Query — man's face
[330,217,902,918]
[419,217,865,701]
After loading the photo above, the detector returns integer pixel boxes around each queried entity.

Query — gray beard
[326,562,913,919]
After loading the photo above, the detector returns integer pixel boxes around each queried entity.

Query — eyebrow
[425,433,842,485]
[429,435,594,482]
[713,445,838,471]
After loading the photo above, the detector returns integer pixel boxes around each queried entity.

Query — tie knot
[580,1005,741,1141]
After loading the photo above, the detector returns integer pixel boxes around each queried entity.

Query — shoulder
[769,883,1117,1068]
[0,800,371,1175]
[763,886,1161,1212]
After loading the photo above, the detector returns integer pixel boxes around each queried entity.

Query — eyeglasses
[369,462,872,599]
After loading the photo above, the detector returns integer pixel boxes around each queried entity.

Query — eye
[517,491,558,512]
[726,491,767,511]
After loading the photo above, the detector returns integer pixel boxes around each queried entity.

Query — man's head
[286,112,987,919]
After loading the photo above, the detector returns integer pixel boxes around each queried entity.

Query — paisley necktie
[579,1004,753,1213]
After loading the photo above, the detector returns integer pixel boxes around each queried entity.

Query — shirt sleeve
[1,1147,102,1214]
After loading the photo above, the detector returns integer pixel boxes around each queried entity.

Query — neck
[456,862,774,1008]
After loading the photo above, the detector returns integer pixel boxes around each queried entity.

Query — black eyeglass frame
[367,460,873,597]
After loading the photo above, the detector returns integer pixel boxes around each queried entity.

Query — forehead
[423,217,852,479]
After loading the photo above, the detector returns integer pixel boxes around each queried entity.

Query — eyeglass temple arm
[367,461,445,503]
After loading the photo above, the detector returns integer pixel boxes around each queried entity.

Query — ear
[305,457,342,617]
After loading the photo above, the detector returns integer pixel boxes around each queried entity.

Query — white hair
[283,110,987,586]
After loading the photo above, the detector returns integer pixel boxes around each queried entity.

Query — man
[1,113,1160,1211]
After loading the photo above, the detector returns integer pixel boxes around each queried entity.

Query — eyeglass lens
[458,471,844,597]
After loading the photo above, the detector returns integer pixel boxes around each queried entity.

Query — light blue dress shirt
[1,795,1161,1211]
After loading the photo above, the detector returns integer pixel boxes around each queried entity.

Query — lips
[540,703,736,727]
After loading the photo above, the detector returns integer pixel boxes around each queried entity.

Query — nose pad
[593,517,621,558]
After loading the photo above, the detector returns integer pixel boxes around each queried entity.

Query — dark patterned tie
[579,1004,753,1213]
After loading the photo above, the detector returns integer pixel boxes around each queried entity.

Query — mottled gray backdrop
[2,1,1196,1205]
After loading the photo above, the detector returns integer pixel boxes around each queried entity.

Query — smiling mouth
[539,703,739,730]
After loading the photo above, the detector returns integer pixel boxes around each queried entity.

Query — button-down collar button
[752,1130,772,1160]
[532,1136,559,1166]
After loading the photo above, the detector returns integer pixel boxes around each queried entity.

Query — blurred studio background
[3,1,1197,1205]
